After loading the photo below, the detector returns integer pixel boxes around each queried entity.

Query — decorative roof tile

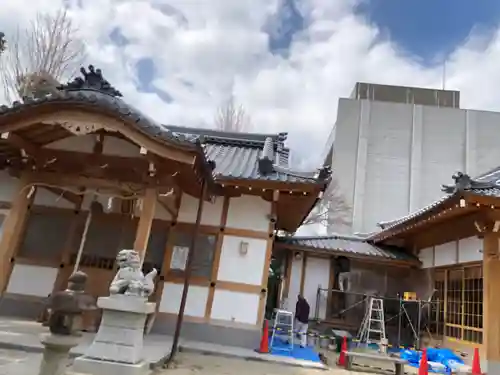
[165,125,330,183]
[276,234,417,263]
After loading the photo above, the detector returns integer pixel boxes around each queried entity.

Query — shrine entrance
[0,65,213,328]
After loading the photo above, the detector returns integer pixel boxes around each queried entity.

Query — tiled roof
[0,73,201,152]
[165,125,328,183]
[375,172,500,234]
[0,65,330,186]
[276,234,418,263]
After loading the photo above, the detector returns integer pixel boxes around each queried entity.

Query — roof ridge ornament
[57,65,123,97]
[258,137,275,175]
[441,171,496,194]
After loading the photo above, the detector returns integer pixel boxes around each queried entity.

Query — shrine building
[0,65,330,349]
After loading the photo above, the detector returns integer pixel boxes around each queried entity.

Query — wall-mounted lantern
[239,241,249,256]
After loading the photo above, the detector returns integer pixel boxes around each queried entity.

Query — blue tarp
[268,337,322,363]
[400,348,464,373]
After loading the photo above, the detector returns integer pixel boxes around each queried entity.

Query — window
[169,231,217,278]
[429,271,445,336]
[429,265,483,344]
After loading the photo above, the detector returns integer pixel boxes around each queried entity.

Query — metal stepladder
[270,309,294,353]
[357,297,386,346]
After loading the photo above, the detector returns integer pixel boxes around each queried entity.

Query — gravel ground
[155,352,376,375]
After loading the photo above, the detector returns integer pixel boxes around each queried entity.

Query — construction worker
[295,294,310,348]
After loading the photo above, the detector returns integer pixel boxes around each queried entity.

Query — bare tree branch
[302,178,352,229]
[214,96,252,132]
[0,32,6,56]
[0,9,86,102]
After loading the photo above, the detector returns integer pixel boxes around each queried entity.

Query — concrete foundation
[150,314,261,350]
[72,357,150,375]
[0,294,45,320]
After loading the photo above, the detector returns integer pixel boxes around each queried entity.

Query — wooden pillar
[257,191,279,326]
[0,175,34,293]
[134,188,157,261]
[483,232,500,372]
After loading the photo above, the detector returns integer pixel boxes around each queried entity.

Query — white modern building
[324,82,500,234]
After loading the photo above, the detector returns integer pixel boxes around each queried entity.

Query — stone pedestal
[73,295,155,375]
[38,333,80,375]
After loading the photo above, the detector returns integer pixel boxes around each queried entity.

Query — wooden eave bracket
[1,132,39,157]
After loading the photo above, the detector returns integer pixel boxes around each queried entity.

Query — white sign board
[170,246,189,270]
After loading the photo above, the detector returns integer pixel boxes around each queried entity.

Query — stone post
[38,333,80,375]
[37,270,96,375]
[73,249,157,375]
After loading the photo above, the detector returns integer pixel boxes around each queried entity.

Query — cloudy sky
[2,0,500,170]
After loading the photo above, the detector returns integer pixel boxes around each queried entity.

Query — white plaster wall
[434,241,457,267]
[34,187,75,209]
[0,171,19,203]
[6,264,58,297]
[102,136,140,157]
[283,256,303,310]
[419,237,482,268]
[177,194,223,226]
[46,134,95,153]
[158,283,208,317]
[419,247,434,268]
[217,236,267,285]
[210,289,260,325]
[0,172,78,209]
[46,134,141,157]
[331,98,500,234]
[226,195,271,232]
[458,236,482,263]
[155,201,172,221]
[303,256,330,320]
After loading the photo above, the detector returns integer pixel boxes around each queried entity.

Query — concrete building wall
[331,98,500,234]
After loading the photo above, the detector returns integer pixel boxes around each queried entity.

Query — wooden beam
[8,148,178,188]
[19,170,146,193]
[1,132,40,156]
[43,186,83,206]
[134,188,158,261]
[0,175,35,293]
[299,252,307,296]
[0,110,196,164]
[257,191,279,325]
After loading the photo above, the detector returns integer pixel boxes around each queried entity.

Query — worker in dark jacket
[295,294,310,348]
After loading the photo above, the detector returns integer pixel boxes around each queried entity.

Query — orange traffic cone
[418,348,428,375]
[471,347,482,375]
[337,336,347,367]
[256,320,270,353]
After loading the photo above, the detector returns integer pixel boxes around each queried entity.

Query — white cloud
[2,0,500,172]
